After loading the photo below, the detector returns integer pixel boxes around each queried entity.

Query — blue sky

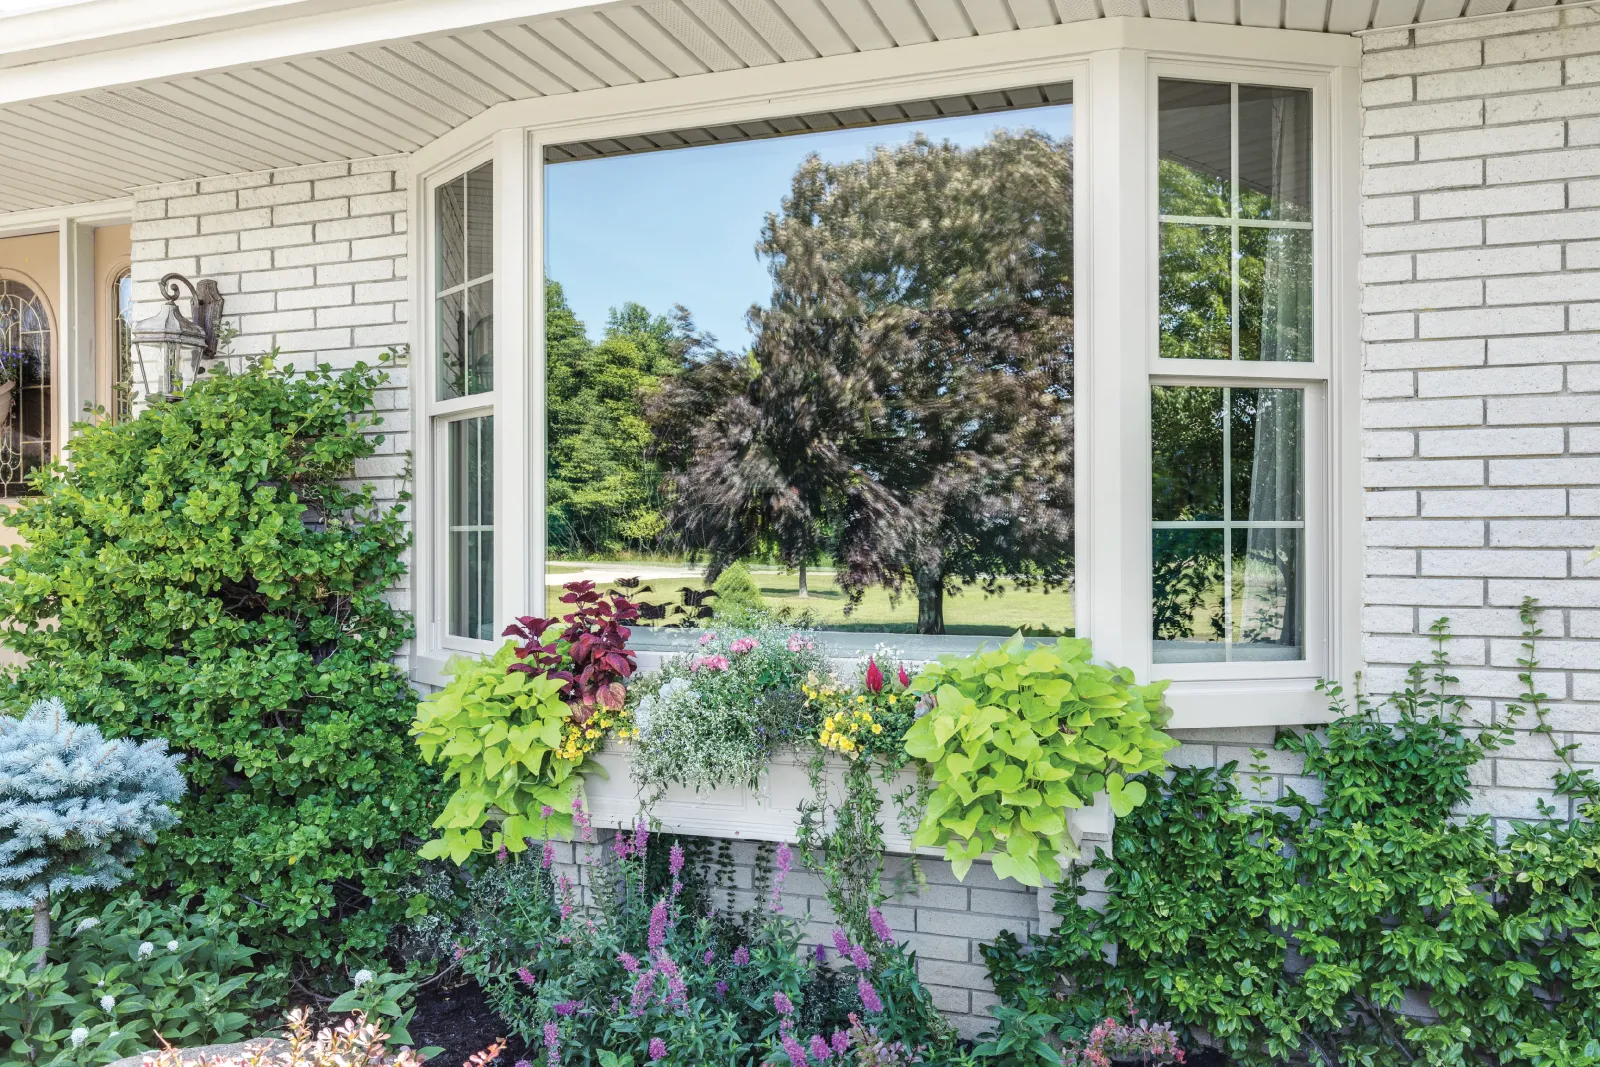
[545,104,1072,349]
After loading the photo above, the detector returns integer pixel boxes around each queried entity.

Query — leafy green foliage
[329,969,435,1053]
[905,637,1174,886]
[412,641,599,862]
[712,562,767,621]
[0,893,269,1066]
[980,616,1600,1067]
[0,356,436,970]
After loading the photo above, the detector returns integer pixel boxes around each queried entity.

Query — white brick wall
[1347,7,1600,822]
[129,155,413,633]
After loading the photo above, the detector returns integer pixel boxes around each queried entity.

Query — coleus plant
[503,580,640,722]
[904,635,1176,887]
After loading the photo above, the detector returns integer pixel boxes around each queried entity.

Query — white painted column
[495,125,537,629]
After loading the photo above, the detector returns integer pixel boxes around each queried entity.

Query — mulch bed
[408,980,529,1066]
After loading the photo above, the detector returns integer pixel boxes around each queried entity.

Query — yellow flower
[872,724,883,734]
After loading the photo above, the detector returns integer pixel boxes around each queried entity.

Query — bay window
[411,21,1359,726]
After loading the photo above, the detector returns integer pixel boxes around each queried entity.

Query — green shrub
[711,562,766,620]
[0,356,440,970]
[0,893,271,1066]
[980,613,1600,1067]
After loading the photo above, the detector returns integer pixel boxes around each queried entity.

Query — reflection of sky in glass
[546,105,1073,349]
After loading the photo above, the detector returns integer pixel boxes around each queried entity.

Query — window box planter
[582,743,1112,859]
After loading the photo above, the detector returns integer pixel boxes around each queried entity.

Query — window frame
[405,19,1361,728]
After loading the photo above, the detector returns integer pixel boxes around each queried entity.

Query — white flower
[100,995,116,1013]
[70,1028,89,1048]
[352,969,375,988]
[137,942,154,958]
[166,941,179,952]
[75,918,100,933]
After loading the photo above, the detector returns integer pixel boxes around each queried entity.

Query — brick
[1365,136,1417,166]
[1363,278,1482,313]
[1365,195,1417,225]
[1365,370,1416,399]
[1489,208,1600,244]
[1366,489,1419,516]
[1366,430,1416,458]
[239,267,316,292]
[1488,334,1600,364]
[355,279,408,303]
[1417,121,1565,161]
[1363,28,1412,51]
[276,328,353,351]
[316,215,393,242]
[1416,245,1561,280]
[1367,338,1484,368]
[1365,98,1483,136]
[1366,632,1483,663]
[131,216,199,241]
[240,224,316,250]
[1363,458,1485,487]
[240,310,317,334]
[1362,397,1481,426]
[317,259,393,285]
[1564,363,1600,393]
[1368,547,1419,574]
[1423,488,1567,516]
[1488,395,1600,424]
[1365,313,1417,341]
[1422,549,1569,577]
[199,172,271,193]
[199,249,273,274]
[1366,519,1484,546]
[1575,426,1600,452]
[1363,77,1415,107]
[1492,519,1600,546]
[1490,457,1600,484]
[1419,305,1564,338]
[239,182,312,208]
[277,243,352,268]
[1413,9,1557,41]
[352,156,406,175]
[350,191,408,216]
[1417,60,1562,101]
[1487,84,1600,123]
[270,161,351,183]
[1366,40,1482,79]
[1362,576,1485,606]
[1363,159,1482,196]
[1418,365,1563,397]
[1565,304,1600,332]
[1486,22,1600,63]
[1488,147,1600,185]
[1364,253,1414,283]
[1366,218,1481,253]
[167,190,238,217]
[200,207,274,233]
[351,234,409,260]
[132,199,167,221]
[1491,270,1600,304]
[317,304,394,328]
[355,323,409,346]
[314,172,394,199]
[1419,183,1565,221]
[168,233,239,257]
[1419,427,1564,456]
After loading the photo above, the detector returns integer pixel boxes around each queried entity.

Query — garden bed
[583,743,1112,855]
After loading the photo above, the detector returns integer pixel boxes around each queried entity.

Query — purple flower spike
[704,949,716,965]
[517,966,536,987]
[543,1021,560,1067]
[810,1034,833,1062]
[868,907,894,944]
[774,991,794,1016]
[715,980,729,998]
[647,899,669,951]
[831,1031,851,1055]
[814,943,828,965]
[780,1031,811,1067]
[831,929,852,956]
[669,843,685,878]
[542,840,557,869]
[619,951,640,973]
[857,976,884,1014]
[733,945,750,966]
[850,945,871,970]
[648,1037,668,1062]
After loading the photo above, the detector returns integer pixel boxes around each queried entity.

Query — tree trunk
[31,896,49,968]
[914,566,945,635]
[796,560,809,599]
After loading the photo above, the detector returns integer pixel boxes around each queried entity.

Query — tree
[0,698,185,959]
[660,130,1076,633]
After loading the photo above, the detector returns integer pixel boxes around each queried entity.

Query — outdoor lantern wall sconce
[131,272,225,400]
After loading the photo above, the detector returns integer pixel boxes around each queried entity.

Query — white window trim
[406,17,1361,730]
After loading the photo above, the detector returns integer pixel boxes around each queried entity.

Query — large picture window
[542,89,1074,644]
[0,277,52,494]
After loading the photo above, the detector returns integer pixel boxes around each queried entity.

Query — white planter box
[582,743,1111,860]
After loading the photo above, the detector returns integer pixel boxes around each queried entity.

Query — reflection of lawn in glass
[544,561,1072,636]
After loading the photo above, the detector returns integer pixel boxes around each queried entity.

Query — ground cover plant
[0,354,437,974]
[980,607,1600,1067]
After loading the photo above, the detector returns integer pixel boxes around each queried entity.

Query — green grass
[545,561,1072,636]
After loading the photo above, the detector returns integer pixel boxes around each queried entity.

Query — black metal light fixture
[131,272,224,399]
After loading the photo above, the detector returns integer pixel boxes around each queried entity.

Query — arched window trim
[0,270,55,497]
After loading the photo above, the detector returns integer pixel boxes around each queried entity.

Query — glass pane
[1238,226,1312,363]
[1153,528,1224,662]
[0,277,52,493]
[1238,85,1311,223]
[1158,79,1231,218]
[1231,527,1302,659]
[544,95,1075,641]
[467,281,494,395]
[467,162,494,282]
[449,416,495,640]
[437,290,465,400]
[115,272,134,420]
[1159,223,1232,360]
[1230,387,1303,522]
[1152,385,1224,522]
[436,175,465,293]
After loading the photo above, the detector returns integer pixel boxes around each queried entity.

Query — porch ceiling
[0,0,1569,214]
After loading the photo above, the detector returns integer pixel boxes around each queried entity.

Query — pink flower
[864,659,884,693]
[831,929,852,956]
[868,907,894,944]
[831,1031,851,1055]
[770,843,793,912]
[690,654,730,672]
[542,840,557,869]
[787,634,813,653]
[629,970,656,1014]
[647,899,669,951]
[497,843,509,862]
[554,1000,583,1016]
[732,945,750,966]
[730,636,759,654]
[633,820,650,858]
[780,1031,811,1067]
[698,631,718,645]
[857,976,884,1013]
[648,1037,668,1062]
[850,945,871,970]
[619,952,640,972]
[774,991,794,1015]
[809,1034,833,1062]
[897,664,911,688]
[669,843,685,878]
[517,967,536,987]
[543,1021,560,1067]
[715,980,728,998]
[704,949,716,964]
[814,943,828,964]
[541,805,554,818]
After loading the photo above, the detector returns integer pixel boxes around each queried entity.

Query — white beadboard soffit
[0,0,1560,212]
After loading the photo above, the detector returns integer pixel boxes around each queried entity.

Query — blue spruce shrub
[0,698,184,954]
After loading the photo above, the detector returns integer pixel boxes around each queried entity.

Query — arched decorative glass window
[0,277,53,493]
[114,269,134,421]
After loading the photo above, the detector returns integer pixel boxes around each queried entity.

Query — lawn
[545,559,1073,636]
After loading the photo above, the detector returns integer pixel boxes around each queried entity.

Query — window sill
[1163,676,1331,729]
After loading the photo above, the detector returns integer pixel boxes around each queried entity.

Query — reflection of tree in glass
[1152,530,1223,643]
[545,282,693,556]
[649,131,1074,635]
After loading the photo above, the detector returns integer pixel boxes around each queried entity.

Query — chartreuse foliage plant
[412,641,599,862]
[904,636,1175,886]
[981,610,1600,1067]
[0,355,437,970]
